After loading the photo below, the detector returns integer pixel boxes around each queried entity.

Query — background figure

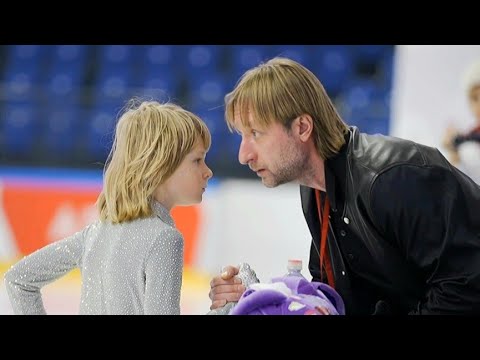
[443,59,480,184]
[4,99,213,315]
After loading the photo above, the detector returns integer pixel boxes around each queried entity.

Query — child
[443,59,480,184]
[4,99,213,314]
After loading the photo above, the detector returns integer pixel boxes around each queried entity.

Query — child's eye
[252,130,258,137]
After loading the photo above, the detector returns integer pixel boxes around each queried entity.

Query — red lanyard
[315,189,335,288]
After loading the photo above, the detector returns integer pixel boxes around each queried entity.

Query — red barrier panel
[1,182,200,266]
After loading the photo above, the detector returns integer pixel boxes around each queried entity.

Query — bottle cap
[287,259,302,271]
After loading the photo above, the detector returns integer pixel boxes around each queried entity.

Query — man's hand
[209,265,246,310]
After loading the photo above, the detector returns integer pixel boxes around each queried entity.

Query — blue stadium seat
[2,45,50,103]
[2,102,38,156]
[341,78,390,135]
[141,65,179,101]
[132,45,181,101]
[353,110,389,135]
[98,75,129,100]
[221,132,242,162]
[188,72,228,111]
[311,46,355,97]
[2,72,36,103]
[4,45,49,81]
[353,45,390,64]
[379,51,395,87]
[44,45,89,107]
[229,45,276,78]
[191,105,227,163]
[85,104,119,161]
[102,45,132,66]
[183,45,223,76]
[92,45,140,107]
[42,106,82,156]
[273,45,313,68]
[140,78,178,103]
[344,79,379,111]
[145,45,176,69]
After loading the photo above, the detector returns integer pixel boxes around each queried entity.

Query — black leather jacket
[302,127,480,314]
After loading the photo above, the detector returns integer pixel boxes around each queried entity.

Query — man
[209,57,480,315]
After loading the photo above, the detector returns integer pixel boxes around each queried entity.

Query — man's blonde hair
[225,57,349,159]
[97,99,211,223]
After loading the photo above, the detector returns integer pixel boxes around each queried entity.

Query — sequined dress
[4,201,184,315]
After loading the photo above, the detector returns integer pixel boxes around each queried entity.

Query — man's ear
[294,114,313,142]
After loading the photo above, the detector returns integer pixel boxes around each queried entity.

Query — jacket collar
[151,200,175,227]
[324,128,351,212]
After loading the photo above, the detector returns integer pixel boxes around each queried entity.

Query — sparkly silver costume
[4,201,184,315]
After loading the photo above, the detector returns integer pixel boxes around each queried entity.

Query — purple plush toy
[230,276,345,315]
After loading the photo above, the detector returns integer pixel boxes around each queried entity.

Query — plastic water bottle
[285,259,306,278]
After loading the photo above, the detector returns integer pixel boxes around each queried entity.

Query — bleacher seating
[0,45,395,177]
[2,102,38,157]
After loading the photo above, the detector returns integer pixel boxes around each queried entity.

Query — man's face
[233,111,308,188]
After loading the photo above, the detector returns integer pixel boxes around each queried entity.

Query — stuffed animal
[230,275,345,315]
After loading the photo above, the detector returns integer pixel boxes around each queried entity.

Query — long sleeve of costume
[370,164,480,314]
[144,228,184,315]
[4,228,86,315]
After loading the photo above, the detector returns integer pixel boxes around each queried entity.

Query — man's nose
[238,138,254,165]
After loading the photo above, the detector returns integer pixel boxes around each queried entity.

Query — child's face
[160,140,213,206]
[469,86,480,123]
